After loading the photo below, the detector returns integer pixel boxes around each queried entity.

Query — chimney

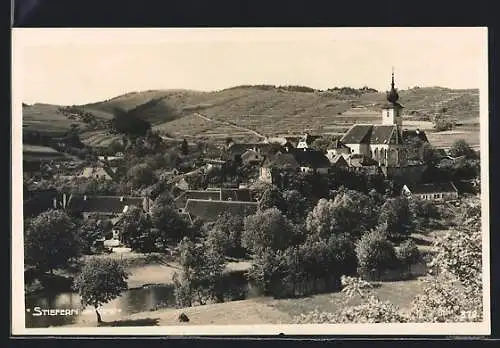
[84,195,87,201]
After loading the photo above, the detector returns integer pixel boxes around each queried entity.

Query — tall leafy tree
[355,229,398,280]
[24,209,81,273]
[242,208,295,254]
[73,258,128,324]
[377,197,415,240]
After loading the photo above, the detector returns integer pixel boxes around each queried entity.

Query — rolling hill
[22,85,480,148]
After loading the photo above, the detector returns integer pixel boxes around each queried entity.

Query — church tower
[381,68,403,126]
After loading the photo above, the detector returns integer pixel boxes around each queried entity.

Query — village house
[259,148,331,183]
[172,187,257,222]
[183,199,258,222]
[401,182,459,201]
[225,142,282,162]
[296,133,321,149]
[326,140,351,158]
[64,194,154,242]
[241,149,266,165]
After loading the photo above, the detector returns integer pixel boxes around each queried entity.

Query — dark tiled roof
[184,199,258,221]
[174,190,221,209]
[263,153,299,169]
[369,125,397,144]
[67,195,148,215]
[23,189,60,217]
[289,149,331,168]
[263,149,330,169]
[409,182,458,194]
[341,125,373,144]
[220,188,252,202]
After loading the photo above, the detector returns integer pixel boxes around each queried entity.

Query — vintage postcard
[11,27,490,336]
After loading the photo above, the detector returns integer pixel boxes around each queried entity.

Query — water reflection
[25,271,252,328]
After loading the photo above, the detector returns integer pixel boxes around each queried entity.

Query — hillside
[22,85,480,147]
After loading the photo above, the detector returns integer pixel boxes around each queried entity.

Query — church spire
[387,67,399,104]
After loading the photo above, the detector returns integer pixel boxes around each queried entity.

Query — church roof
[342,125,428,146]
[340,125,373,144]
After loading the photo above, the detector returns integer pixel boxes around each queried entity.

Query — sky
[13,27,487,105]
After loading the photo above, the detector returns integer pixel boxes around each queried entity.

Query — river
[25,271,254,328]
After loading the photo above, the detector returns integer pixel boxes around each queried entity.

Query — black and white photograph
[11,27,490,335]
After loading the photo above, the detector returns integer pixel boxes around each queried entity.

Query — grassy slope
[23,86,480,147]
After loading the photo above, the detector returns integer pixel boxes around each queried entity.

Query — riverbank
[56,278,427,327]
[26,251,252,295]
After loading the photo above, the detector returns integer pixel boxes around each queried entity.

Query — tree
[206,212,246,258]
[180,139,189,155]
[355,229,399,280]
[449,139,476,159]
[172,237,226,307]
[78,216,112,254]
[150,200,190,247]
[377,197,415,240]
[119,206,154,252]
[396,239,421,276]
[432,114,455,131]
[306,190,378,240]
[242,208,295,254]
[125,163,156,190]
[310,135,340,153]
[110,107,151,137]
[24,210,80,273]
[73,258,128,324]
[282,189,309,223]
[258,185,286,212]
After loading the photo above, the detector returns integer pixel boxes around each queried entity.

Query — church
[340,71,429,168]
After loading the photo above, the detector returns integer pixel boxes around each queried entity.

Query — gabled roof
[330,154,350,167]
[408,182,458,194]
[370,125,398,144]
[174,190,221,209]
[184,199,258,221]
[341,125,373,144]
[263,149,330,169]
[220,188,252,202]
[290,149,331,168]
[66,195,148,215]
[262,152,299,169]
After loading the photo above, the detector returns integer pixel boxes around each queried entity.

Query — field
[23,86,480,148]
